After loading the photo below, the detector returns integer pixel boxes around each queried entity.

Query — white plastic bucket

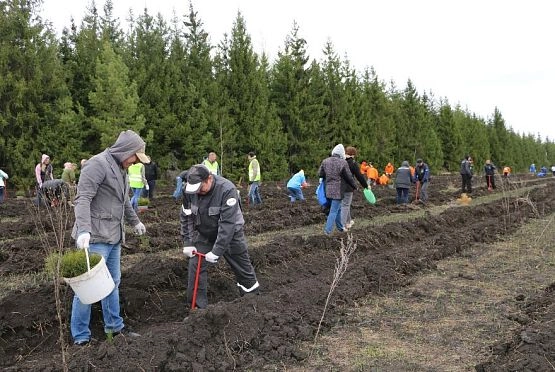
[64,256,115,304]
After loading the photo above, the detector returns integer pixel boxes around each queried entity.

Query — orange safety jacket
[366,166,379,181]
[360,162,369,175]
[385,163,394,175]
[379,174,390,185]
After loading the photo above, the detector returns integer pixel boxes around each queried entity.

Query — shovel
[191,251,206,310]
[414,180,421,203]
[487,175,492,191]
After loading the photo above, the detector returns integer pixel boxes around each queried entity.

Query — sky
[39,0,555,141]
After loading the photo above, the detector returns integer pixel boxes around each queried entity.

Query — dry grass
[286,213,555,371]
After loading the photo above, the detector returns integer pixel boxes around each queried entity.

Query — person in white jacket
[0,169,8,203]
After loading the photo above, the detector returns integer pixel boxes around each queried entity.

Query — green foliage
[1,0,553,182]
[138,197,150,206]
[45,250,103,278]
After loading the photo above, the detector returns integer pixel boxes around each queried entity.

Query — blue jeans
[70,242,123,343]
[173,177,183,200]
[287,187,304,202]
[248,181,262,205]
[130,187,143,210]
[396,188,409,204]
[324,199,343,234]
[0,186,4,203]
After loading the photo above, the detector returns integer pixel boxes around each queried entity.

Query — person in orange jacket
[384,162,394,177]
[366,163,379,186]
[409,165,416,178]
[360,161,369,178]
[378,173,390,186]
[502,166,511,178]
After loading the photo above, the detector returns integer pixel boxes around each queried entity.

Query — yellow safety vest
[128,163,144,188]
[248,158,261,182]
[203,159,219,175]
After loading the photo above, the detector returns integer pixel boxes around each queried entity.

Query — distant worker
[461,155,473,194]
[0,168,9,204]
[360,161,369,179]
[503,166,511,178]
[484,160,496,190]
[414,159,430,202]
[286,169,308,203]
[529,163,536,174]
[378,173,390,186]
[202,151,220,176]
[384,162,394,177]
[551,165,555,176]
[247,151,262,206]
[128,162,148,211]
[366,162,379,186]
[394,161,413,204]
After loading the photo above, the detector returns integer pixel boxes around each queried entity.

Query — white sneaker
[347,220,355,229]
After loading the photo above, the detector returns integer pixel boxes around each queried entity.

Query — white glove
[76,233,90,249]
[205,252,219,263]
[145,184,150,191]
[133,222,146,235]
[182,246,197,258]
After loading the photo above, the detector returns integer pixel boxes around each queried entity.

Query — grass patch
[285,212,555,371]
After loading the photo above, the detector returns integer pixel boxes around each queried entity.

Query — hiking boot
[112,327,141,338]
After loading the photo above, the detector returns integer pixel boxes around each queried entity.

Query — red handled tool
[191,251,206,310]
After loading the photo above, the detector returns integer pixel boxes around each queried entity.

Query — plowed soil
[1,174,553,371]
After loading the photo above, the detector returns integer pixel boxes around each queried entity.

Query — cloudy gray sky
[40,0,555,141]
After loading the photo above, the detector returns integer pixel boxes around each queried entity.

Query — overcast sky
[39,0,555,141]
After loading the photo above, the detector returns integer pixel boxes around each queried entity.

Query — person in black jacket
[460,155,473,194]
[180,164,259,309]
[341,146,370,230]
[484,160,496,190]
[142,160,159,199]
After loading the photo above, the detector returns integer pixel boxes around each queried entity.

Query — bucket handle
[84,247,91,272]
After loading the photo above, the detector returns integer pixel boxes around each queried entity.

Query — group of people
[69,130,260,346]
[173,151,263,208]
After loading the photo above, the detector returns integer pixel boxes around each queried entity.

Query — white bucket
[64,256,115,304]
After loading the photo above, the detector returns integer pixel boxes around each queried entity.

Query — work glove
[133,222,146,235]
[76,232,90,249]
[182,246,197,258]
[205,251,219,263]
[145,184,150,191]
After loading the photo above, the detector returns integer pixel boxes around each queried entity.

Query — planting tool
[414,180,421,203]
[191,251,206,310]
[487,175,492,191]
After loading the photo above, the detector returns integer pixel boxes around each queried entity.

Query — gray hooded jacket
[72,130,143,244]
[318,144,356,200]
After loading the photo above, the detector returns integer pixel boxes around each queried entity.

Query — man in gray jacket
[181,164,259,309]
[71,130,149,345]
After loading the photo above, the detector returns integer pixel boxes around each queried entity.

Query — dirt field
[1,174,554,371]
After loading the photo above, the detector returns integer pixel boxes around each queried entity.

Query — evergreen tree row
[1,0,553,192]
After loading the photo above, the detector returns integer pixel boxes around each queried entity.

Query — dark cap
[416,158,423,163]
[185,164,211,194]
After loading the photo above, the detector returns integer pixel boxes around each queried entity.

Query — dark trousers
[187,230,258,309]
[485,175,496,189]
[142,180,156,199]
[396,187,409,204]
[461,174,472,193]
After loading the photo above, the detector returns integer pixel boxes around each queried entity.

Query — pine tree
[89,40,145,148]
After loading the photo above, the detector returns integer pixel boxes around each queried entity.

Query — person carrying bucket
[71,130,149,346]
[180,164,259,309]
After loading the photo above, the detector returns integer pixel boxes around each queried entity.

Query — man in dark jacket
[143,161,159,199]
[414,159,430,202]
[180,164,259,309]
[484,160,496,190]
[461,155,473,193]
[394,161,413,204]
[318,144,357,235]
